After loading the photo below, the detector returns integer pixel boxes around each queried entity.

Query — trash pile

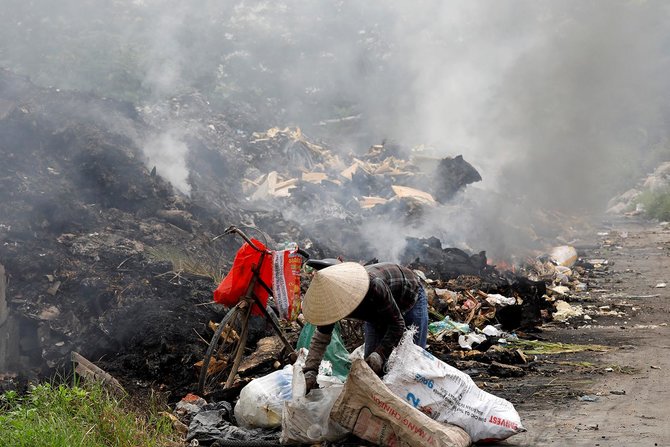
[0,69,612,446]
[180,332,527,446]
[243,126,482,217]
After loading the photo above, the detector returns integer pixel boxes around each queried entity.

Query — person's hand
[365,352,384,376]
[304,370,318,394]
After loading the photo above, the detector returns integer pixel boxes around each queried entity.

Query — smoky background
[1,0,669,259]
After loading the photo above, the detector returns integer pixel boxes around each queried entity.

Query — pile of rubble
[1,69,611,445]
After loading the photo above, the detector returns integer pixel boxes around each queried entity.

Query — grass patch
[508,340,609,355]
[147,245,228,284]
[0,381,180,447]
[636,187,670,221]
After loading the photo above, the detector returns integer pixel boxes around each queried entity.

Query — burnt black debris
[1,69,560,399]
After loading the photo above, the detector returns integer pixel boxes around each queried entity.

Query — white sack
[384,331,525,442]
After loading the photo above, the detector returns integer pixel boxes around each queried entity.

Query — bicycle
[197,225,307,396]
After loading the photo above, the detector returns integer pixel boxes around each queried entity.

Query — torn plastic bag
[296,322,351,380]
[384,331,526,442]
[234,365,293,428]
[280,361,348,444]
[186,401,280,444]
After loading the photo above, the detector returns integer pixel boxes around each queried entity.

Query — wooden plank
[71,351,125,392]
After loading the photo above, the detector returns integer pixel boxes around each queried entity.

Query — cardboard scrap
[391,185,437,205]
[251,171,298,200]
[359,196,388,209]
[331,359,471,447]
[301,172,328,184]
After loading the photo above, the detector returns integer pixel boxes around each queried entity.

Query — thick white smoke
[2,0,669,257]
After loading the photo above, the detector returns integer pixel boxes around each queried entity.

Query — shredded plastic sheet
[234,365,293,428]
[187,401,279,444]
[280,362,347,444]
[384,331,525,442]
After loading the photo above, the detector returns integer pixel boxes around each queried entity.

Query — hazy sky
[2,0,669,257]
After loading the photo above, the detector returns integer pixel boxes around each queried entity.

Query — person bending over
[301,262,428,392]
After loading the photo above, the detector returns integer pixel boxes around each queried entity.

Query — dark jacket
[318,263,420,360]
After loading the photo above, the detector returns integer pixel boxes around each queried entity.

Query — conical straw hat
[302,262,370,326]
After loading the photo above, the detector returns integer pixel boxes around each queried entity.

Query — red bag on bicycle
[213,239,272,315]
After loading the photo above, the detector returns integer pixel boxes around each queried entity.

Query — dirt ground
[504,217,670,446]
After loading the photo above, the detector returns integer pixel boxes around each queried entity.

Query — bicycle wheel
[197,303,249,395]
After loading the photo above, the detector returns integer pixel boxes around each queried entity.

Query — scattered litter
[391,185,437,205]
[549,285,571,295]
[604,367,614,372]
[428,316,471,340]
[553,300,584,321]
[176,393,207,419]
[650,365,661,370]
[234,365,293,428]
[654,283,666,288]
[187,401,279,444]
[280,360,347,444]
[458,333,487,350]
[486,294,516,306]
[578,395,599,402]
[549,245,578,267]
[609,390,626,395]
[70,351,124,393]
[481,325,503,337]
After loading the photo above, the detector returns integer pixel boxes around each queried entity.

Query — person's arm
[302,324,334,392]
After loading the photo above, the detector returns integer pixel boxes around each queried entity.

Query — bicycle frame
[217,225,299,388]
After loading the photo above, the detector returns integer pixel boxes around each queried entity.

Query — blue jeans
[364,286,428,357]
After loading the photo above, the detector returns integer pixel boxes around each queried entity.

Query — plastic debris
[549,245,578,267]
[234,365,293,429]
[187,401,279,444]
[481,325,503,337]
[280,361,347,444]
[458,333,487,350]
[428,316,471,340]
[486,294,516,306]
[553,300,584,321]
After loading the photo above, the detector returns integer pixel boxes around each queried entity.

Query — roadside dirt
[505,217,670,446]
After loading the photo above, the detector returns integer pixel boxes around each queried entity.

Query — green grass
[0,382,180,447]
[507,339,609,355]
[637,187,670,221]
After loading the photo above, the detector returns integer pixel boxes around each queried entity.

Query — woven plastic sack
[383,331,525,442]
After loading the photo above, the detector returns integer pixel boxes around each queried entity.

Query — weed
[636,187,670,221]
[0,381,180,447]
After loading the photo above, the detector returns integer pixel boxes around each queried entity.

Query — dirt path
[510,218,670,446]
